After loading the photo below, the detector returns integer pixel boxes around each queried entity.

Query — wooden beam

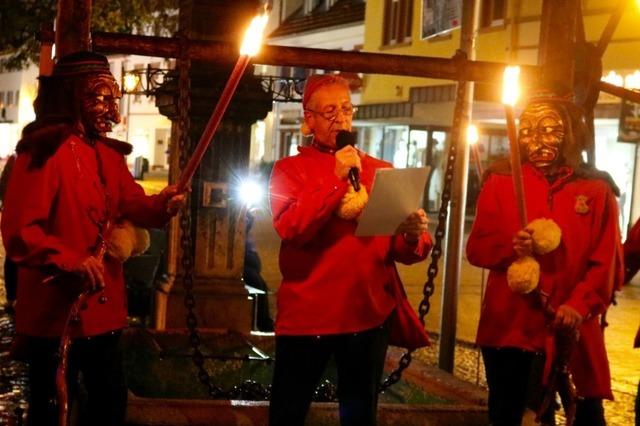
[40,30,639,104]
[596,0,627,57]
[599,81,640,104]
[538,0,579,90]
[85,31,539,86]
[55,0,92,58]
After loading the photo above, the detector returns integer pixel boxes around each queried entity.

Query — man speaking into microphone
[268,74,432,426]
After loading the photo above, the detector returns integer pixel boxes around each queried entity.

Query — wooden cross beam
[39,30,640,104]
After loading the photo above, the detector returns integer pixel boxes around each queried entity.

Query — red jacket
[622,218,640,348]
[2,134,171,337]
[467,164,623,399]
[270,146,432,335]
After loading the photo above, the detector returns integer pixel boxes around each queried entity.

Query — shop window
[480,0,505,28]
[383,0,413,46]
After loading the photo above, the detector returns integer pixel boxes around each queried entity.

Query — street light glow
[239,179,264,207]
[123,73,140,93]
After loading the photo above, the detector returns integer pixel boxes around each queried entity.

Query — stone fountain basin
[122,329,487,426]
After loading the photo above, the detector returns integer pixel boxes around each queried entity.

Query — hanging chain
[176,2,224,398]
[380,51,468,392]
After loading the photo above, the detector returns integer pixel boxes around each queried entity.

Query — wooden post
[438,0,479,373]
[55,0,92,58]
[538,0,579,91]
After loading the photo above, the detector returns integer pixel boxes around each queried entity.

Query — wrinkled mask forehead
[521,102,562,123]
[84,73,121,97]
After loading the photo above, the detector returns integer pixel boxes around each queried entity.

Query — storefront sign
[421,0,461,39]
[618,99,640,143]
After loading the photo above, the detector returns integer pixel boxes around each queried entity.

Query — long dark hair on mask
[16,75,88,168]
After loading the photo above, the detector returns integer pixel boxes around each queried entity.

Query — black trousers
[4,257,17,302]
[269,322,389,426]
[26,331,127,426]
[482,346,606,426]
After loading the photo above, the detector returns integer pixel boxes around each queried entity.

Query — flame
[240,13,269,57]
[467,124,479,145]
[502,66,521,106]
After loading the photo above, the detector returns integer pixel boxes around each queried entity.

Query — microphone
[335,130,360,192]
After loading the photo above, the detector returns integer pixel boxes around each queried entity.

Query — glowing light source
[466,124,479,145]
[123,73,140,93]
[239,179,264,207]
[624,70,640,90]
[502,66,521,106]
[240,13,269,57]
[602,70,624,87]
[177,11,270,192]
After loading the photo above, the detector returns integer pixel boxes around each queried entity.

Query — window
[15,90,19,106]
[480,0,506,28]
[304,0,326,15]
[0,92,4,107]
[6,91,13,106]
[383,0,413,46]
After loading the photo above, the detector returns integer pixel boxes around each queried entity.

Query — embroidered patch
[575,195,590,214]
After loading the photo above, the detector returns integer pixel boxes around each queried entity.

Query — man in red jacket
[467,89,623,426]
[1,52,186,426]
[268,74,432,426]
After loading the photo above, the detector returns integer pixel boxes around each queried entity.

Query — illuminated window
[383,0,413,46]
[480,0,506,28]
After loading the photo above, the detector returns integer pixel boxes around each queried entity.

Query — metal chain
[177,1,224,399]
[380,51,467,392]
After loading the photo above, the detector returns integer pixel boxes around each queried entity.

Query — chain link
[380,51,468,392]
[176,1,224,399]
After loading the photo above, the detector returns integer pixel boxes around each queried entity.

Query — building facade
[0,54,173,174]
[359,0,640,231]
[253,0,366,167]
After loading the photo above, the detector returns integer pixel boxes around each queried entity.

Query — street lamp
[120,65,172,96]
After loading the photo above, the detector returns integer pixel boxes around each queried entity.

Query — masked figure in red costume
[268,75,432,426]
[467,88,623,426]
[1,52,187,426]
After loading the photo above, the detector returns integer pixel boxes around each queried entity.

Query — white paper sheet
[355,167,431,236]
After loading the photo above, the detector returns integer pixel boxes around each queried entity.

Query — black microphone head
[335,131,356,149]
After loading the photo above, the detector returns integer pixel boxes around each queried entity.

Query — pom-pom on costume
[335,184,369,220]
[528,217,562,255]
[506,255,540,294]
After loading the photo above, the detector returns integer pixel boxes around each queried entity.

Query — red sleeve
[269,159,348,245]
[623,218,640,283]
[1,153,82,271]
[565,188,623,318]
[466,175,516,270]
[117,158,171,229]
[390,232,432,265]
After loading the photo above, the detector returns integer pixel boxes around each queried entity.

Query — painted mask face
[518,102,565,172]
[81,73,122,136]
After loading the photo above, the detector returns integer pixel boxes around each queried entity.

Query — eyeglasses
[305,104,358,121]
